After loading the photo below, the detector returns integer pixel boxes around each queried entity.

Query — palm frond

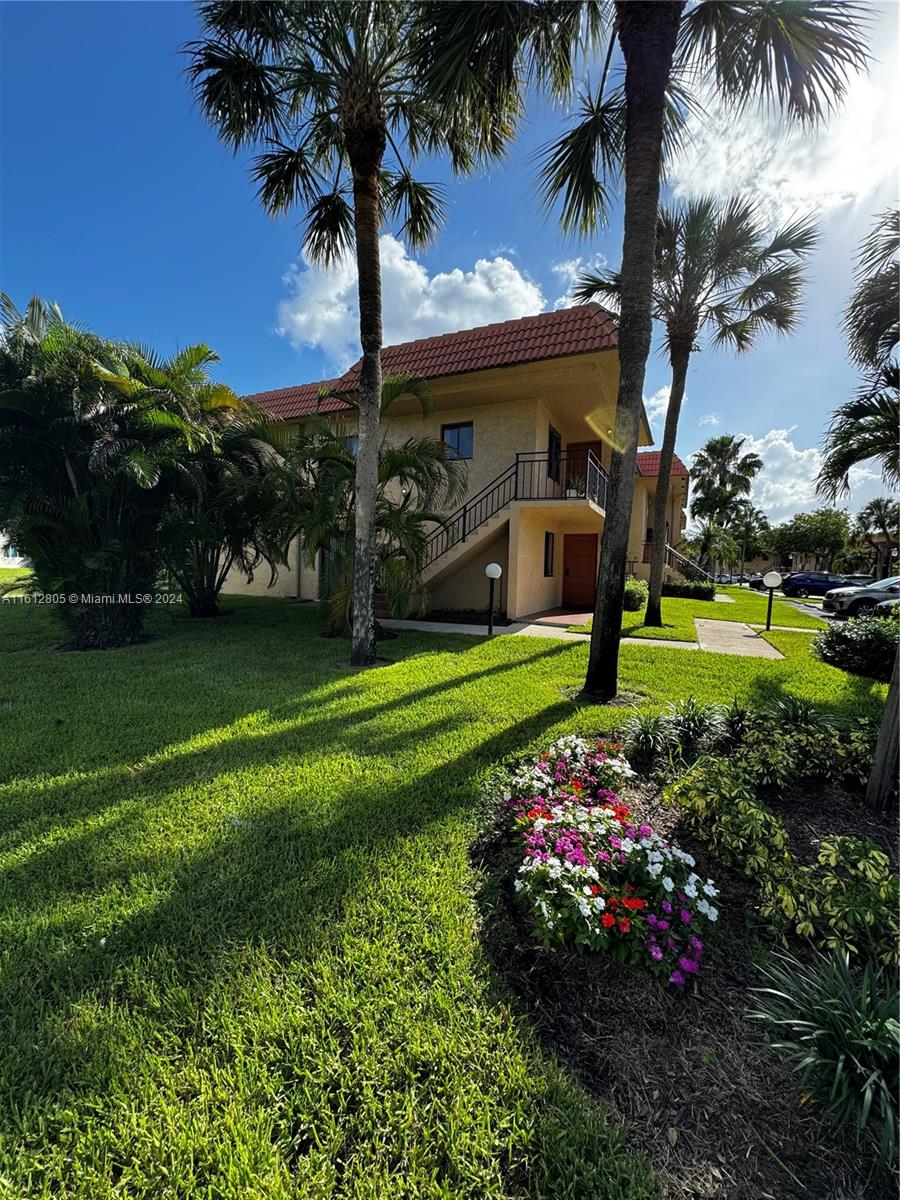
[535,85,621,235]
[301,189,354,267]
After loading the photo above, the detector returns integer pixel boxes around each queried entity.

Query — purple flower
[597,851,611,863]
[661,900,673,915]
[647,913,658,928]
[689,935,704,953]
[638,824,653,839]
[649,945,664,962]
[669,970,686,986]
[656,919,670,932]
[678,956,699,975]
[680,909,693,924]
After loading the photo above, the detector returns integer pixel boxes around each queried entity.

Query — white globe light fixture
[762,570,783,630]
[484,563,503,635]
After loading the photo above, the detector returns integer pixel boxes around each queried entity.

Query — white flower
[662,876,675,892]
[684,882,698,899]
[703,881,718,897]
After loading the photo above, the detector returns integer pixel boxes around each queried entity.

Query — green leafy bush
[664,757,791,875]
[661,579,716,600]
[622,576,648,611]
[760,836,899,965]
[750,950,899,1165]
[623,698,726,773]
[812,613,899,682]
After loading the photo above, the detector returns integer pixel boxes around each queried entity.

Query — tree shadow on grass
[0,627,654,1198]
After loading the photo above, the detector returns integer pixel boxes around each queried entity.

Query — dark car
[781,571,849,598]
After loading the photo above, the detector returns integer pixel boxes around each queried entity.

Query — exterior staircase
[424,448,608,579]
[642,541,713,583]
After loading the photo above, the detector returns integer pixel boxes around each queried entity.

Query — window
[543,531,555,577]
[441,422,473,460]
[548,425,562,483]
[343,434,358,456]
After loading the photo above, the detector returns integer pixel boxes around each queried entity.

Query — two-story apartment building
[225,305,691,619]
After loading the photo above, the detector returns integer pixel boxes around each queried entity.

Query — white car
[822,576,900,617]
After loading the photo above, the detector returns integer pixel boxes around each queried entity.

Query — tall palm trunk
[583,0,684,699]
[646,346,690,626]
[347,121,386,667]
[866,652,898,811]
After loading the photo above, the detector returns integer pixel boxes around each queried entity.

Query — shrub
[811,613,899,683]
[664,757,791,875]
[621,711,672,774]
[622,576,648,611]
[760,836,899,966]
[750,950,899,1165]
[505,737,720,987]
[661,579,716,600]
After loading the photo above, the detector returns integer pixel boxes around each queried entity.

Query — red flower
[589,884,603,895]
[618,917,632,933]
[601,913,616,928]
[607,897,618,910]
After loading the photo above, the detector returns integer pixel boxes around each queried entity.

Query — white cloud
[699,413,719,428]
[735,427,884,523]
[277,235,546,369]
[643,383,685,440]
[669,10,898,220]
[551,253,608,310]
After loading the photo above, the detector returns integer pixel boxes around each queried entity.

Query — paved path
[381,617,780,658]
[694,619,783,658]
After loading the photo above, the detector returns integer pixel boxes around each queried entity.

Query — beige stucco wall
[507,503,606,618]
[427,533,510,612]
[221,535,301,599]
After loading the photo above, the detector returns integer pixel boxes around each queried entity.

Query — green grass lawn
[0,565,31,588]
[570,586,826,640]
[0,598,883,1199]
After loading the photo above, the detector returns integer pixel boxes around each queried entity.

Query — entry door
[563,534,598,607]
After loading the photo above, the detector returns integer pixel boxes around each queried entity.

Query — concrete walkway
[380,616,781,658]
[694,618,783,658]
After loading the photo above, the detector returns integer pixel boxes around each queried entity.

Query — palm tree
[853,498,900,581]
[186,2,485,667]
[689,520,739,578]
[576,196,814,623]
[826,210,900,812]
[730,500,770,584]
[819,209,898,498]
[420,0,868,697]
[282,374,467,634]
[0,295,233,648]
[689,434,764,530]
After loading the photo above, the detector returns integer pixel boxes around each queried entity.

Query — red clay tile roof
[335,303,617,390]
[636,451,689,478]
[249,304,618,419]
[244,379,350,421]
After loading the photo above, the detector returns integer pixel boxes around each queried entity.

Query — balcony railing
[515,449,609,510]
[425,448,609,569]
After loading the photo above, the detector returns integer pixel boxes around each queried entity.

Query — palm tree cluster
[187,0,871,692]
[0,295,282,647]
[683,433,767,576]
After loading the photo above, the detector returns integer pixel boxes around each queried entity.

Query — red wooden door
[563,534,598,607]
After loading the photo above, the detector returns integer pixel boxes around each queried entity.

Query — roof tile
[249,304,617,419]
[636,451,689,478]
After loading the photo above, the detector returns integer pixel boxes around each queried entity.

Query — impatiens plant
[504,737,719,987]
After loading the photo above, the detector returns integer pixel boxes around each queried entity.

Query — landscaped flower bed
[505,736,719,986]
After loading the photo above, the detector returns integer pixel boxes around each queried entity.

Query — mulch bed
[473,778,896,1200]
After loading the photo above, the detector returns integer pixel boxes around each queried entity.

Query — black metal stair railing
[642,540,713,583]
[425,448,609,570]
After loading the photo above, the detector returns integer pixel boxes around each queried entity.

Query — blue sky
[1,2,896,521]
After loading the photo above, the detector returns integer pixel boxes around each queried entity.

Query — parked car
[875,598,900,616]
[842,574,875,586]
[822,576,900,616]
[781,571,851,598]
